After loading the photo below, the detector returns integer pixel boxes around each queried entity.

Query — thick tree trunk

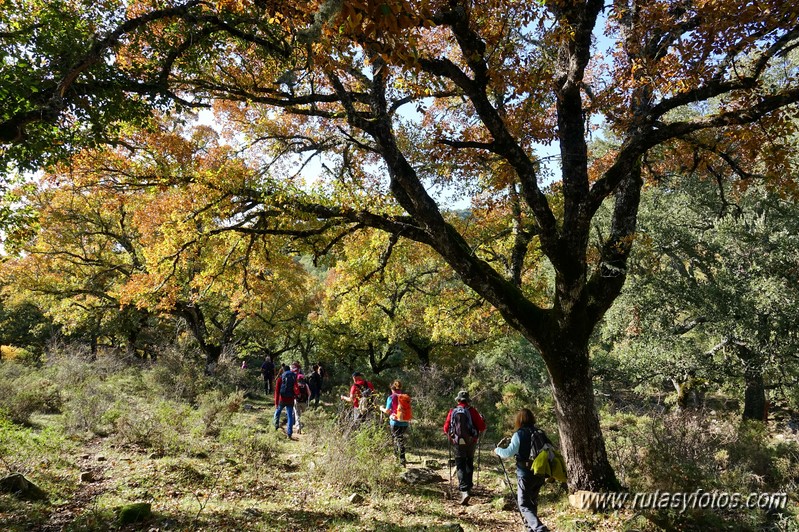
[742,366,767,421]
[545,342,621,491]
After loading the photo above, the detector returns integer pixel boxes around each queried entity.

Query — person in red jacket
[443,390,487,505]
[273,364,297,440]
[340,371,375,424]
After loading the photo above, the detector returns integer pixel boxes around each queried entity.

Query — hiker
[273,364,297,440]
[308,364,323,407]
[293,373,311,434]
[494,408,553,532]
[379,380,411,465]
[260,356,275,394]
[340,372,375,424]
[317,362,327,391]
[443,390,486,505]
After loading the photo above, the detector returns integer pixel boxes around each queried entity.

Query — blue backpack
[279,370,296,397]
[449,405,478,445]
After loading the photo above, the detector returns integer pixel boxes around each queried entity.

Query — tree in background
[599,171,799,421]
[3,0,799,490]
[1,123,317,370]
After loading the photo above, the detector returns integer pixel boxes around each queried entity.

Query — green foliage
[313,417,399,495]
[598,175,799,415]
[603,410,799,530]
[195,389,244,437]
[61,379,121,436]
[113,398,193,454]
[142,345,209,403]
[0,416,76,495]
[0,361,61,425]
[218,425,279,469]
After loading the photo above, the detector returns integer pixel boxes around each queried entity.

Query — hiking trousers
[516,467,548,532]
[453,443,476,492]
[390,423,408,463]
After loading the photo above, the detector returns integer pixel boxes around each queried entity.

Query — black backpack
[279,370,297,397]
[449,405,478,445]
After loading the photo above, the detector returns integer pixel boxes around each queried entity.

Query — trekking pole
[447,435,453,496]
[476,436,482,487]
[497,450,526,527]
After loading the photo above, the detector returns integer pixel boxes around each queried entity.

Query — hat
[455,390,470,403]
[352,371,363,378]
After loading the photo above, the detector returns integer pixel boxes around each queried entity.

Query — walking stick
[476,436,482,486]
[497,448,526,527]
[447,435,453,495]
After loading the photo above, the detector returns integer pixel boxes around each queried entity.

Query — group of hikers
[261,361,556,532]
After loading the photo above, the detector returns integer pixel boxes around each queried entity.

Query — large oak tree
[3,0,799,490]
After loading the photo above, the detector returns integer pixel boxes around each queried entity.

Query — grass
[0,370,797,531]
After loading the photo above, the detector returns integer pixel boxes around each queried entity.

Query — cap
[455,390,470,403]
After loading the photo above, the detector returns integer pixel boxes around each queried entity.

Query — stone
[400,467,444,485]
[348,493,364,504]
[79,471,95,483]
[0,473,47,501]
[423,458,441,469]
[117,502,152,525]
[569,490,602,510]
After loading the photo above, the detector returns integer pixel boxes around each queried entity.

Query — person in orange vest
[380,380,410,466]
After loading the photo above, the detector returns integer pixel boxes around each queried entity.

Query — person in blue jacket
[495,408,552,532]
[380,380,409,466]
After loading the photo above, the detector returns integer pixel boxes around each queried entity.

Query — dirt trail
[40,438,111,531]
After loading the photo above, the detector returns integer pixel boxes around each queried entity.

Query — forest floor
[8,396,641,532]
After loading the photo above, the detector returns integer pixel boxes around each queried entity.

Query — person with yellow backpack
[380,380,412,466]
[495,408,562,532]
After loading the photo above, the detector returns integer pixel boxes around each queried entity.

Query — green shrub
[62,380,119,436]
[0,362,62,425]
[142,346,209,403]
[113,398,192,454]
[0,417,77,495]
[311,417,399,495]
[219,425,279,470]
[196,389,244,436]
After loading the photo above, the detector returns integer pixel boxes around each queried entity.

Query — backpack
[449,405,478,445]
[295,380,309,403]
[279,370,296,398]
[356,382,374,414]
[393,393,412,422]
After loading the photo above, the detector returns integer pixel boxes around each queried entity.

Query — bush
[311,416,399,494]
[142,345,209,403]
[0,361,62,425]
[196,389,244,436]
[0,417,77,495]
[113,398,193,454]
[219,425,279,470]
[62,379,120,436]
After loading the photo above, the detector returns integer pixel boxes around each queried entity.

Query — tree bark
[540,335,621,491]
[742,365,767,421]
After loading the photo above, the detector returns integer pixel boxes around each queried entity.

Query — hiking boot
[459,491,470,505]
